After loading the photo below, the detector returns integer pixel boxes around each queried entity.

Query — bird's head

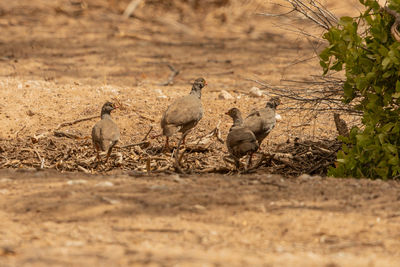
[193,78,207,91]
[101,101,117,115]
[225,107,241,119]
[266,96,281,109]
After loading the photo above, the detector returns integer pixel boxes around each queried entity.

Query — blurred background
[0,0,363,145]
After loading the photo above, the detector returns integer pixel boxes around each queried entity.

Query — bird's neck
[232,115,243,127]
[101,112,112,120]
[190,85,202,98]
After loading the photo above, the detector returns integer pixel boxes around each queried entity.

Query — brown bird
[243,96,281,146]
[226,108,259,169]
[91,101,120,165]
[161,78,207,150]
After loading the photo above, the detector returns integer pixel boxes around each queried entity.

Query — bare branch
[246,77,362,116]
[55,115,98,130]
[123,0,145,19]
[261,0,338,32]
[159,64,180,86]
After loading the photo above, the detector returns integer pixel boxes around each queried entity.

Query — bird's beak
[224,111,229,115]
[205,81,208,86]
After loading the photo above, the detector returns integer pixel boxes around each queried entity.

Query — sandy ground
[1,170,400,266]
[1,0,400,266]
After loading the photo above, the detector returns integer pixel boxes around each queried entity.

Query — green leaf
[356,134,372,146]
[382,57,391,69]
[324,3,400,180]
[339,16,354,27]
[392,92,400,98]
[381,122,395,133]
[388,155,399,166]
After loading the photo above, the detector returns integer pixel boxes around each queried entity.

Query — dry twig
[261,0,338,31]
[118,141,150,149]
[123,0,145,18]
[247,77,361,116]
[159,64,180,86]
[54,130,84,139]
[55,115,98,130]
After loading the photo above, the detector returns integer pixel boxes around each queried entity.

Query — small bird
[160,78,207,150]
[243,96,281,146]
[91,102,120,165]
[226,107,259,169]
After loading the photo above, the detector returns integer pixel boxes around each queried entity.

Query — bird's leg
[151,133,163,139]
[247,153,254,169]
[105,148,112,164]
[181,130,191,147]
[234,158,241,171]
[174,131,190,173]
[182,135,186,145]
[162,137,170,153]
[94,147,102,168]
[223,155,240,172]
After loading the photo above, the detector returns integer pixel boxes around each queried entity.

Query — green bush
[321,0,400,179]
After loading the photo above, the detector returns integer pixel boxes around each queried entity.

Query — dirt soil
[1,0,400,266]
[2,170,400,266]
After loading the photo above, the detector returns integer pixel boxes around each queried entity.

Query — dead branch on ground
[123,0,145,18]
[55,115,98,130]
[54,130,85,139]
[159,64,180,86]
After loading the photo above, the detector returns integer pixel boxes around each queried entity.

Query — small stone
[67,179,88,185]
[150,185,168,191]
[65,240,85,247]
[252,204,266,213]
[193,204,206,211]
[168,174,184,183]
[249,86,263,97]
[95,181,114,187]
[0,189,9,194]
[154,89,163,95]
[155,89,167,99]
[298,174,315,180]
[275,113,282,121]
[218,90,234,100]
[101,196,120,205]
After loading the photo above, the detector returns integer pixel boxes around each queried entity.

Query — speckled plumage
[243,96,280,145]
[226,108,259,168]
[161,78,207,148]
[92,102,120,164]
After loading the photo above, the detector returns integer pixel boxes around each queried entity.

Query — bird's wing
[101,119,120,142]
[243,110,264,134]
[92,121,102,144]
[227,127,257,147]
[163,95,203,126]
[92,119,119,151]
[260,107,277,132]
